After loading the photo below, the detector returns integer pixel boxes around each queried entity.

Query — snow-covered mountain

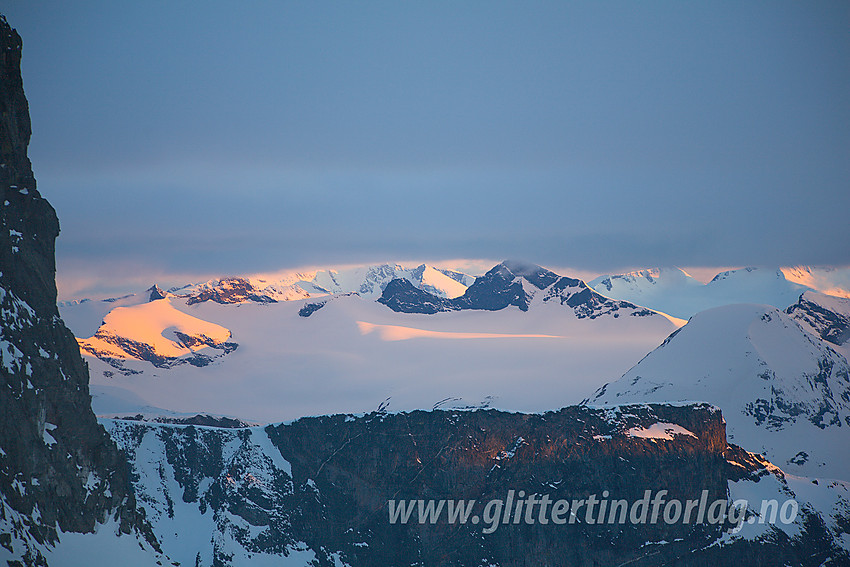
[589,266,848,319]
[77,296,238,371]
[174,263,475,304]
[58,287,154,338]
[177,276,311,305]
[587,304,850,481]
[588,268,708,319]
[780,266,850,298]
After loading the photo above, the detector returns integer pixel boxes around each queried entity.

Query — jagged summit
[146,284,166,301]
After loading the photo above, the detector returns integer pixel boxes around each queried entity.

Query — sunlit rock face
[0,16,160,565]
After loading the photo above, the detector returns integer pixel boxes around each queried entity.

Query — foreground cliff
[104,404,849,566]
[0,16,162,565]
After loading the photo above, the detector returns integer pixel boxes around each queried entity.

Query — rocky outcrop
[185,277,277,305]
[786,291,850,348]
[0,16,160,565]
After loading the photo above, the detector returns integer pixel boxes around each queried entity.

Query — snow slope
[588,304,850,481]
[102,420,316,567]
[0,507,166,567]
[59,290,152,338]
[781,266,850,299]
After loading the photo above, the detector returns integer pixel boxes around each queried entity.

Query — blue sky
[3,1,849,296]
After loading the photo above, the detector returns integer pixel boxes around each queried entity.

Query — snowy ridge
[780,266,850,299]
[590,266,836,319]
[172,263,475,304]
[174,276,310,305]
[307,263,472,299]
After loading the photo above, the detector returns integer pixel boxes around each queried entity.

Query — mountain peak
[495,260,560,290]
[147,284,166,301]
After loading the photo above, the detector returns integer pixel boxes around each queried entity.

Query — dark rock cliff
[0,16,158,565]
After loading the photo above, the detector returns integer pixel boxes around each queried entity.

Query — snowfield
[81,292,682,423]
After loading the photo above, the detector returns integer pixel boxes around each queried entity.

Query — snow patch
[626,422,697,441]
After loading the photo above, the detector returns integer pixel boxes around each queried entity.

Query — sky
[2,1,849,298]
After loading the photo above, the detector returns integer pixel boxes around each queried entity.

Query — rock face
[106,404,848,566]
[0,16,158,565]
